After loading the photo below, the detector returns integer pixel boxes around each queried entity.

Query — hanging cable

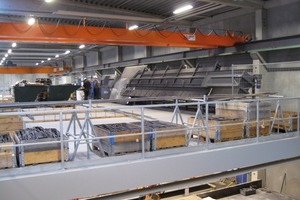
[38,19,61,35]
[11,22,33,34]
[85,21,107,36]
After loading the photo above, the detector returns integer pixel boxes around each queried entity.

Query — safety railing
[0,96,299,178]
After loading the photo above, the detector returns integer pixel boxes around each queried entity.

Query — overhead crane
[0,22,250,48]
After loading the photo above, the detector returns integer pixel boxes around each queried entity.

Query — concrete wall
[267,1,300,39]
[266,161,300,199]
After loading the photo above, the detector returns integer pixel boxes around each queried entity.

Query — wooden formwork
[13,130,68,167]
[0,133,16,169]
[93,123,151,156]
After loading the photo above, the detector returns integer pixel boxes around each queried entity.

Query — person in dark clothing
[83,78,91,100]
[93,76,101,99]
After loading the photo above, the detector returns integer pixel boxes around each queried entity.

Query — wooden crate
[271,111,298,131]
[215,102,271,120]
[188,116,244,142]
[93,123,151,156]
[13,130,68,167]
[0,133,16,169]
[132,121,187,150]
[245,119,271,137]
[0,115,23,133]
[205,118,244,142]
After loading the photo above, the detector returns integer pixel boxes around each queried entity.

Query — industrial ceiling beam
[0,22,249,48]
[196,0,264,9]
[0,66,69,74]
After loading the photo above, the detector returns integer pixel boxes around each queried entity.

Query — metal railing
[0,96,299,178]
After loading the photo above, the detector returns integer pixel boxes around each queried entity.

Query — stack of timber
[0,133,16,168]
[93,123,151,156]
[187,116,243,142]
[215,101,271,137]
[0,115,23,133]
[271,111,298,132]
[131,120,187,150]
[14,127,68,166]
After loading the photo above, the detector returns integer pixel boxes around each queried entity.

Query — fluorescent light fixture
[45,0,54,2]
[55,54,59,58]
[36,63,39,66]
[128,25,138,30]
[47,58,51,61]
[41,60,44,63]
[7,49,12,54]
[173,4,193,14]
[79,44,85,49]
[5,54,8,57]
[65,50,70,54]
[2,57,5,60]
[27,17,36,26]
[12,43,17,48]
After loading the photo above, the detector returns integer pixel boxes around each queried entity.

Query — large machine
[121,65,257,98]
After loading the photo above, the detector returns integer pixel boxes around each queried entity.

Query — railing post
[205,97,209,148]
[141,107,145,159]
[297,98,300,136]
[59,111,65,169]
[256,100,260,142]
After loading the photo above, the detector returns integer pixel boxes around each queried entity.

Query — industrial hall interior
[1,0,300,200]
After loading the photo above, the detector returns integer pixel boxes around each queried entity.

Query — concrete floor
[219,189,297,200]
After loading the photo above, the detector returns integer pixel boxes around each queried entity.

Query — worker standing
[93,76,101,99]
[83,78,91,100]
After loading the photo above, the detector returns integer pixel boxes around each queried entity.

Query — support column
[255,9,268,40]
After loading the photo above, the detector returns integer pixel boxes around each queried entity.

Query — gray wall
[267,1,300,39]
[266,161,300,199]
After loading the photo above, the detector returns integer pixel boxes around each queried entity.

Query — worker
[83,78,91,100]
[93,76,101,99]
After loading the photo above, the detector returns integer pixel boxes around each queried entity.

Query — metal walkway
[0,97,300,200]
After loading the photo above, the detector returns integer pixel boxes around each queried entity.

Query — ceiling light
[55,54,59,58]
[45,0,54,2]
[47,58,51,61]
[36,63,39,66]
[12,43,17,48]
[5,54,8,57]
[128,25,138,30]
[2,57,6,60]
[173,4,193,14]
[41,60,44,63]
[27,17,36,26]
[7,49,12,54]
[79,44,85,49]
[65,50,70,54]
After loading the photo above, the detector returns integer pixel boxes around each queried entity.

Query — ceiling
[0,0,266,67]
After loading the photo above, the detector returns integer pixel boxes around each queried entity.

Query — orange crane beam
[0,22,250,48]
[0,66,69,74]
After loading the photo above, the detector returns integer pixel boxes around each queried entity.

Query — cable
[85,21,107,36]
[11,22,33,34]
[38,19,61,35]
